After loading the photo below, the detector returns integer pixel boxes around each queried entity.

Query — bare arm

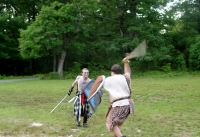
[122,58,131,76]
[71,80,78,88]
[68,80,77,96]
[67,76,80,95]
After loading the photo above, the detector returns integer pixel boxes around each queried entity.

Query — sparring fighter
[88,58,134,137]
[67,68,92,127]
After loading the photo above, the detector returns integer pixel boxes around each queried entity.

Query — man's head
[82,68,89,79]
[111,64,122,75]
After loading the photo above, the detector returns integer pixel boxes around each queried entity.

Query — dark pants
[76,104,87,123]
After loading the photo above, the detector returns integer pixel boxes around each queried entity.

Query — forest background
[0,0,200,78]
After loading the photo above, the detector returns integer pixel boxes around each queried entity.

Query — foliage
[132,70,200,78]
[189,35,200,70]
[0,12,25,59]
[1,0,200,75]
[161,63,171,72]
[40,72,61,80]
[19,2,78,59]
[67,62,82,74]
[174,53,187,70]
[0,75,6,79]
[169,0,200,68]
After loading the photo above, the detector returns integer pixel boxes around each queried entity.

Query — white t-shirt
[103,73,131,107]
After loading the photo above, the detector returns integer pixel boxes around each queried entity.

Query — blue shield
[83,80,103,112]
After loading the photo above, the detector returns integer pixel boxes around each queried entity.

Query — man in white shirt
[103,58,134,137]
[86,58,134,136]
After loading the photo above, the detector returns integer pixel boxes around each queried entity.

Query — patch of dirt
[70,129,80,132]
[173,131,194,137]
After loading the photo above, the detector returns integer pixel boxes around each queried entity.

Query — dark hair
[111,64,122,74]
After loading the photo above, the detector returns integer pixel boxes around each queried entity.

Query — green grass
[0,75,200,137]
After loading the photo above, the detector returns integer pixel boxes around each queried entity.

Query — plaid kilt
[74,92,92,121]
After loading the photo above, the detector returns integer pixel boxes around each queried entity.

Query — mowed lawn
[0,74,199,137]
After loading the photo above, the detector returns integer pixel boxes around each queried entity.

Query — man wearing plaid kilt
[68,68,92,127]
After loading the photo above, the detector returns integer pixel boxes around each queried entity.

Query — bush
[189,35,200,70]
[0,75,6,79]
[40,72,61,80]
[161,63,171,72]
[175,53,186,70]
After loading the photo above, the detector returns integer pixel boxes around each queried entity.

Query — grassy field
[0,74,199,137]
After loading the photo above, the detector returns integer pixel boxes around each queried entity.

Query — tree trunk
[30,59,32,74]
[57,50,66,77]
[53,55,56,72]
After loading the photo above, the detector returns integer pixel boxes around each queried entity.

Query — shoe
[83,123,87,128]
[76,121,81,126]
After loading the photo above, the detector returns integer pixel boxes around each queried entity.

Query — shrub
[161,63,171,72]
[189,35,200,70]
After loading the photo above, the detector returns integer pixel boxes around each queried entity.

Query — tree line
[0,0,200,76]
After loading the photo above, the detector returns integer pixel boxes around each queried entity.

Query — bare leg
[111,125,123,137]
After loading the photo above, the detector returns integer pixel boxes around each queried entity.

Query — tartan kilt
[74,92,92,118]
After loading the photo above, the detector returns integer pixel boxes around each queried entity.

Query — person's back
[104,74,130,103]
[104,59,133,137]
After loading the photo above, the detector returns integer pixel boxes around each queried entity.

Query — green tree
[189,35,200,70]
[76,0,176,71]
[19,2,85,76]
[0,0,46,75]
[169,0,200,67]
